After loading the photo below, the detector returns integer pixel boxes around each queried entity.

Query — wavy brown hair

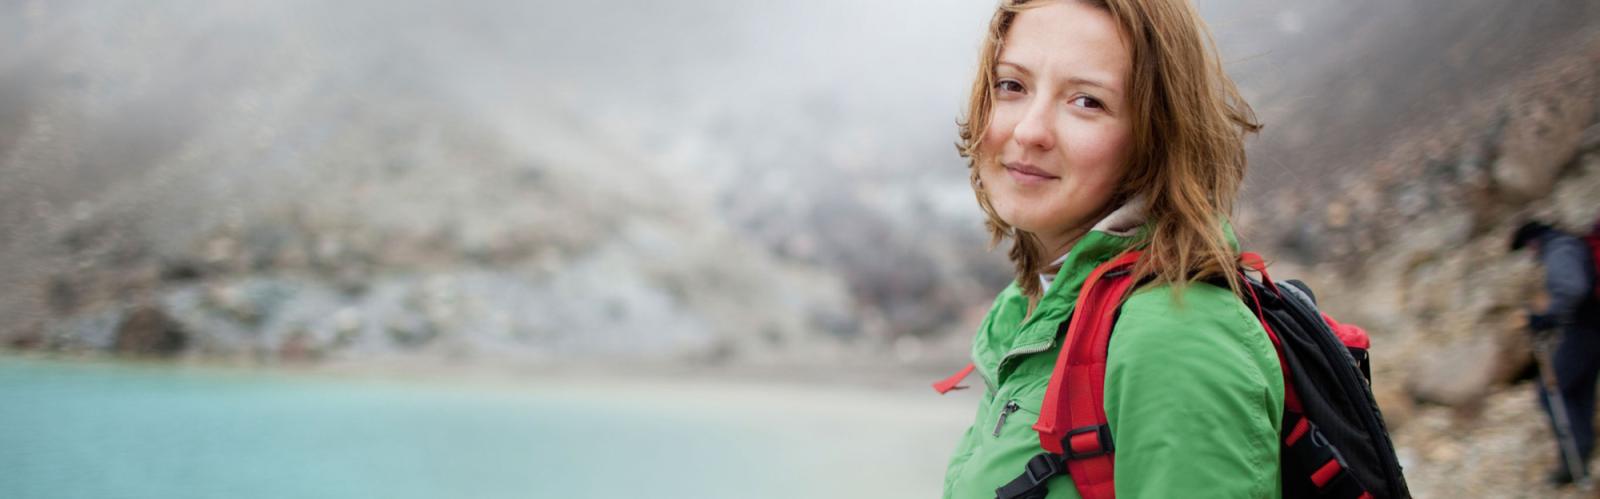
[958,0,1261,299]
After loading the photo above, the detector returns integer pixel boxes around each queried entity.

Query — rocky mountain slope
[1256,33,1600,498]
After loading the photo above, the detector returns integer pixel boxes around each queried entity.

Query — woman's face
[977,1,1134,254]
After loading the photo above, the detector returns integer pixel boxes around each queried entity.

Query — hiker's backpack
[936,251,1410,499]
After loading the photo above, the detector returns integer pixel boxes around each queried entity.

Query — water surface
[0,358,972,498]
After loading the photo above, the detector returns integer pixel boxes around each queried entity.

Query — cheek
[978,108,1018,154]
[974,110,1016,191]
[1067,124,1132,182]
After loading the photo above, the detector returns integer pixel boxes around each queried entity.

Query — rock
[1580,122,1600,155]
[1490,311,1536,383]
[205,283,261,325]
[279,329,320,363]
[7,320,45,350]
[1373,383,1415,432]
[113,306,188,356]
[160,285,255,355]
[47,275,78,314]
[332,307,363,346]
[1325,200,1352,229]
[384,315,436,348]
[45,306,126,351]
[1406,336,1501,408]
[158,257,204,282]
[1426,440,1462,462]
[203,236,240,269]
[1490,71,1598,201]
[1276,221,1325,263]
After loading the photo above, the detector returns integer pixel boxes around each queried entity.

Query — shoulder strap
[1028,250,1142,499]
[1238,252,1302,414]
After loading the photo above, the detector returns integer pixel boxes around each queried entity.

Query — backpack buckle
[994,452,1065,499]
[1062,424,1115,460]
[1024,452,1065,483]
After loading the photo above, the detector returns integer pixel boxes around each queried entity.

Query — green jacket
[942,225,1284,499]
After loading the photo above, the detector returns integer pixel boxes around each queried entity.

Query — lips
[1003,162,1059,184]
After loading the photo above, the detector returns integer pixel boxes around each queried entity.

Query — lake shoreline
[0,349,973,401]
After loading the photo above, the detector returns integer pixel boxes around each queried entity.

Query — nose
[1012,98,1056,151]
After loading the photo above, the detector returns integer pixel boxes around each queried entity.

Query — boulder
[1406,336,1501,408]
[113,305,188,356]
[1490,70,1598,201]
[46,306,126,351]
[1372,383,1415,432]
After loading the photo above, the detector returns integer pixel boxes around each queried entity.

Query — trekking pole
[1532,330,1592,490]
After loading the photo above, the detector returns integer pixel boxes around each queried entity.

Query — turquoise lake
[0,358,972,498]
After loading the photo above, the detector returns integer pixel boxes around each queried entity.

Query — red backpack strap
[1238,252,1301,413]
[1028,250,1142,499]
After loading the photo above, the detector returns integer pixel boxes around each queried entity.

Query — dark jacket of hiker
[1526,226,1600,468]
[1530,229,1600,331]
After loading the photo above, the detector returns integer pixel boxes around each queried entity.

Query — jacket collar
[968,202,1149,390]
[1012,202,1149,349]
[972,202,1243,388]
[1039,199,1148,292]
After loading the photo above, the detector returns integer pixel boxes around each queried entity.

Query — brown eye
[994,79,1025,94]
[1070,95,1104,110]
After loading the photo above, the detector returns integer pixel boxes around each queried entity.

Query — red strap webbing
[932,363,975,394]
[1311,458,1344,487]
[1032,250,1141,499]
[1238,252,1303,414]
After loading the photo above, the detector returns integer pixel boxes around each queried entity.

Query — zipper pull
[993,400,1021,437]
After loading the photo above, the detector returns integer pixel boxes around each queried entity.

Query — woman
[942,0,1282,498]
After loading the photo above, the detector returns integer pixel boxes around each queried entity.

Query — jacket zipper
[992,319,1072,387]
[993,400,1021,437]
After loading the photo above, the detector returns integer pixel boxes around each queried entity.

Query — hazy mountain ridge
[5,1,1600,380]
[0,1,870,365]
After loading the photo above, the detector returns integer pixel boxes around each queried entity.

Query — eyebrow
[997,61,1119,95]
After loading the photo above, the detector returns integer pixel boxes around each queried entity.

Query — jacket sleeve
[1542,237,1595,327]
[1104,284,1285,499]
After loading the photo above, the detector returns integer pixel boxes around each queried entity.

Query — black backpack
[1252,273,1411,498]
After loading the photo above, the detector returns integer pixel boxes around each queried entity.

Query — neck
[1039,203,1123,266]
[1040,226,1092,269]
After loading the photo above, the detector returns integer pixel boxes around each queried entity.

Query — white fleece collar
[1039,197,1147,292]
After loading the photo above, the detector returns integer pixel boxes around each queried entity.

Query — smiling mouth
[1004,162,1059,183]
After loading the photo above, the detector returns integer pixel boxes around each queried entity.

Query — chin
[996,203,1051,235]
[1006,206,1093,245]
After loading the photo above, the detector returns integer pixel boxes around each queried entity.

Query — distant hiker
[934,0,1408,498]
[1511,219,1600,486]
